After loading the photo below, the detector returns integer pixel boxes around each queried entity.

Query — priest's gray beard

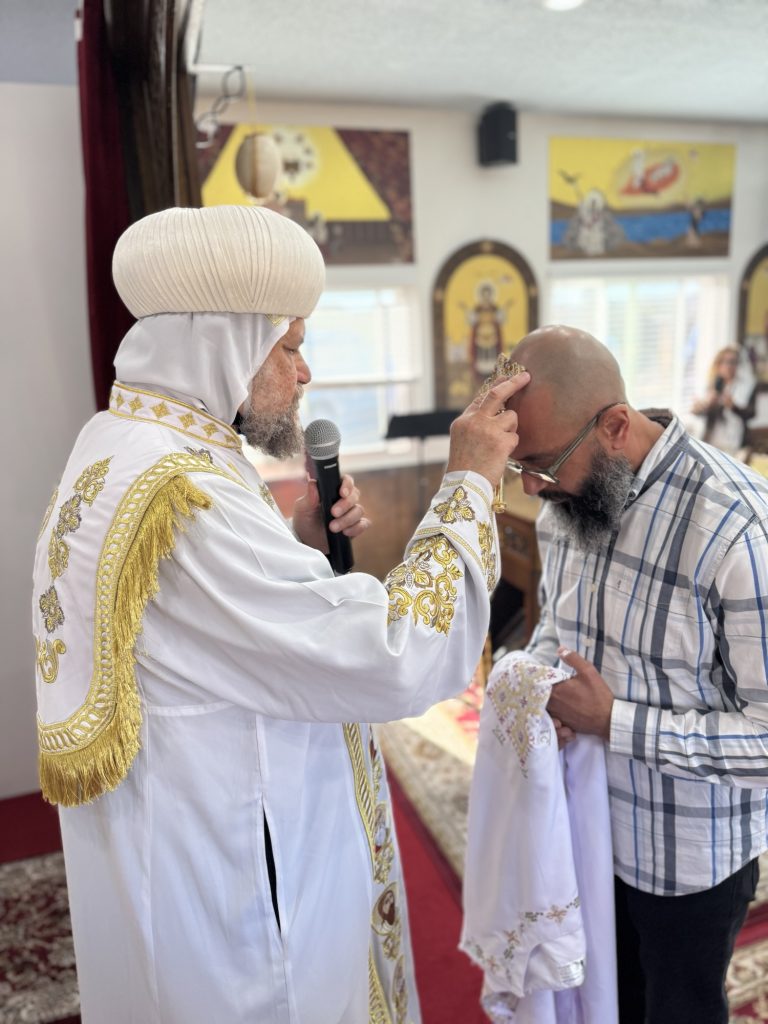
[240,388,305,459]
[542,448,634,553]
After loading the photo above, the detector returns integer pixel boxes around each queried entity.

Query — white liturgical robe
[462,652,618,1024]
[32,384,501,1024]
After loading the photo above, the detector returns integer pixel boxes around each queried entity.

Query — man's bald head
[510,325,627,427]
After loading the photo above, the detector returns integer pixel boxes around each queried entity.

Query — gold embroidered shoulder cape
[32,384,243,805]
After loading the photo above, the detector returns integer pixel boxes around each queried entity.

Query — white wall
[216,97,768,405]
[1,83,93,797]
[2,85,768,796]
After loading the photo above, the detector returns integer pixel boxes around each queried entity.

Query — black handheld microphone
[304,419,354,575]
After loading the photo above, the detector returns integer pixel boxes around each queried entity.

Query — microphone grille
[304,418,341,459]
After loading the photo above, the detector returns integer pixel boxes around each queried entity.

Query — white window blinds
[548,274,730,418]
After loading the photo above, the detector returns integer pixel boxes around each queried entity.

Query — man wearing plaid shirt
[505,325,768,1024]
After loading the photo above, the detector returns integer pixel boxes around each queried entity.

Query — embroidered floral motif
[385,537,462,635]
[392,956,408,1024]
[259,483,279,513]
[109,385,242,450]
[35,637,67,685]
[464,897,580,980]
[39,587,64,634]
[184,446,213,464]
[38,487,59,540]
[74,458,112,505]
[487,663,559,776]
[39,458,113,673]
[151,401,170,419]
[385,548,433,591]
[434,486,476,524]
[477,520,497,592]
[47,533,70,581]
[56,495,82,537]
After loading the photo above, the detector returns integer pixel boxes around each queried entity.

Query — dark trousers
[615,859,758,1024]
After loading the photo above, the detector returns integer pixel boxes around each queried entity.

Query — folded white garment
[461,651,618,1024]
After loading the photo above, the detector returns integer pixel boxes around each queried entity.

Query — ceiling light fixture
[541,0,587,10]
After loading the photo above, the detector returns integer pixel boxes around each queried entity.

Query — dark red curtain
[77,0,134,411]
[77,0,201,409]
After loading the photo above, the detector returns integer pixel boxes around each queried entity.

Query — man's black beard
[542,447,634,553]
[239,398,304,459]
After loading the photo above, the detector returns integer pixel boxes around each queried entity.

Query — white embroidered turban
[112,205,325,319]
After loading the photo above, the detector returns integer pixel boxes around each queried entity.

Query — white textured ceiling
[194,0,768,123]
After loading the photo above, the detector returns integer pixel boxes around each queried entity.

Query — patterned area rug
[4,725,768,1024]
[0,853,78,1024]
[378,689,768,1023]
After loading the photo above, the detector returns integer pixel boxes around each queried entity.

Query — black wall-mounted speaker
[478,102,517,166]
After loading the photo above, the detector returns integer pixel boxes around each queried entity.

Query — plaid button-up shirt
[528,413,768,895]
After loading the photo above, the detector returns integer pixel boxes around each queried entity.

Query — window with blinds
[299,288,422,451]
[547,274,731,418]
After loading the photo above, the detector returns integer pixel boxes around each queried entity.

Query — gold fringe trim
[39,476,213,806]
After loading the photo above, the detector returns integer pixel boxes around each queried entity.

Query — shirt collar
[625,409,687,507]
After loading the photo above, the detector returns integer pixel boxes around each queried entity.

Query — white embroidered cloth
[461,651,618,1023]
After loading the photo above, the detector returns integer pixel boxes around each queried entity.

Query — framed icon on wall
[739,243,768,388]
[432,240,538,410]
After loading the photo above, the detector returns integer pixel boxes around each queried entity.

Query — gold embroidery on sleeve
[477,520,498,592]
[385,537,462,634]
[433,486,476,524]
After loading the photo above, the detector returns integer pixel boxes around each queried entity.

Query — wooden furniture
[496,477,542,644]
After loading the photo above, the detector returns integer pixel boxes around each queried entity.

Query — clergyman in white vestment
[31,205,530,1024]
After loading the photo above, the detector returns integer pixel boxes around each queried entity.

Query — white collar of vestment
[109,382,242,451]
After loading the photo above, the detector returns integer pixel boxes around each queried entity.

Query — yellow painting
[199,123,413,264]
[433,241,538,409]
[739,246,768,386]
[550,137,735,259]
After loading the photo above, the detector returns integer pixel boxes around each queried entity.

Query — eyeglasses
[507,402,625,486]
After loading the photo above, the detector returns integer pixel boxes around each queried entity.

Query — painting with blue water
[549,138,735,260]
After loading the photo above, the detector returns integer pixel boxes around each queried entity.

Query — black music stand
[385,410,458,513]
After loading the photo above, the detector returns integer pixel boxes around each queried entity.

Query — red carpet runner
[389,772,487,1024]
[3,789,768,1022]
